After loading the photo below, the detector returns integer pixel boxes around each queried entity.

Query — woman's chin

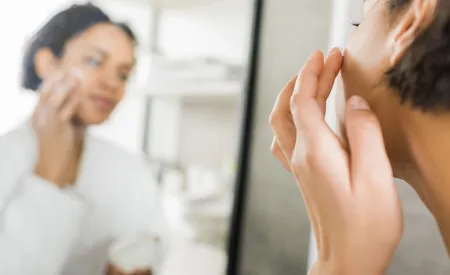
[75,112,111,126]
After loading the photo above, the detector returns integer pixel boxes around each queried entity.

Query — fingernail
[309,50,322,61]
[348,95,370,110]
[327,47,345,57]
[327,47,338,56]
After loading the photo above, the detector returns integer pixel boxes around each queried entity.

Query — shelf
[129,51,245,101]
[104,0,219,9]
[129,80,243,100]
[147,0,217,9]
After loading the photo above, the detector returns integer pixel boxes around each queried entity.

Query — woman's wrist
[34,161,65,187]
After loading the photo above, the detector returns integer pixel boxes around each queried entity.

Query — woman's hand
[106,264,152,275]
[269,49,403,275]
[33,70,86,187]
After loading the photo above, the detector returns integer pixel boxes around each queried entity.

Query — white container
[108,232,158,273]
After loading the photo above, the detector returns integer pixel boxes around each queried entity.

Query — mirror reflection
[0,0,255,274]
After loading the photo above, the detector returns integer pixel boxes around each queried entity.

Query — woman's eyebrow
[88,46,107,56]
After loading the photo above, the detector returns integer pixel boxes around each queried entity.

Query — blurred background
[0,0,448,275]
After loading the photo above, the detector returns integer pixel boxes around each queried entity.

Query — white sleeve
[0,174,89,275]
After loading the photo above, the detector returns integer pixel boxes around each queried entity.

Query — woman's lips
[89,95,116,111]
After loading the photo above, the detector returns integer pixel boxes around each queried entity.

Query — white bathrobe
[0,119,168,275]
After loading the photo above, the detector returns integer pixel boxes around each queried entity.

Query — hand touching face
[270,49,403,274]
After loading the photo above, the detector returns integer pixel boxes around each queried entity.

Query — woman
[270,0,450,274]
[0,3,167,275]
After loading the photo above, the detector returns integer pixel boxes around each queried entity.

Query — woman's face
[336,0,408,162]
[38,23,135,125]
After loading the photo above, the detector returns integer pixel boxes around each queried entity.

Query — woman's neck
[399,111,450,254]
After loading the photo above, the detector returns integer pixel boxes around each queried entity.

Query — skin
[31,23,152,275]
[271,0,450,273]
[34,22,135,125]
[106,265,152,275]
[338,0,450,249]
[33,23,136,186]
[270,51,401,275]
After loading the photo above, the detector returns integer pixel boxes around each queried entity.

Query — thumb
[345,95,392,183]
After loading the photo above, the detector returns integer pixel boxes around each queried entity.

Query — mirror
[0,0,258,274]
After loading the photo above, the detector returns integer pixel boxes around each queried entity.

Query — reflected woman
[0,3,167,275]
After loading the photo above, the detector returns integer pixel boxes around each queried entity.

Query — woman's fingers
[34,73,65,127]
[269,75,298,162]
[39,71,64,102]
[271,75,298,117]
[60,87,82,121]
[345,95,393,185]
[105,264,124,275]
[290,51,337,157]
[271,137,291,171]
[290,51,325,133]
[269,50,345,255]
[270,50,343,170]
[316,48,343,114]
[106,264,152,275]
[35,70,81,123]
[49,73,77,110]
[131,270,152,275]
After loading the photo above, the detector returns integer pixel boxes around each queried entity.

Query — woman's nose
[100,70,121,91]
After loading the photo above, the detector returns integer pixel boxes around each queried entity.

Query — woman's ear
[34,47,58,80]
[389,0,437,65]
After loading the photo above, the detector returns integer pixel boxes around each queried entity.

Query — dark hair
[22,3,137,91]
[386,0,450,111]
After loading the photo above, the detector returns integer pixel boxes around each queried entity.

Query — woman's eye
[118,72,129,81]
[352,22,361,27]
[85,56,102,67]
